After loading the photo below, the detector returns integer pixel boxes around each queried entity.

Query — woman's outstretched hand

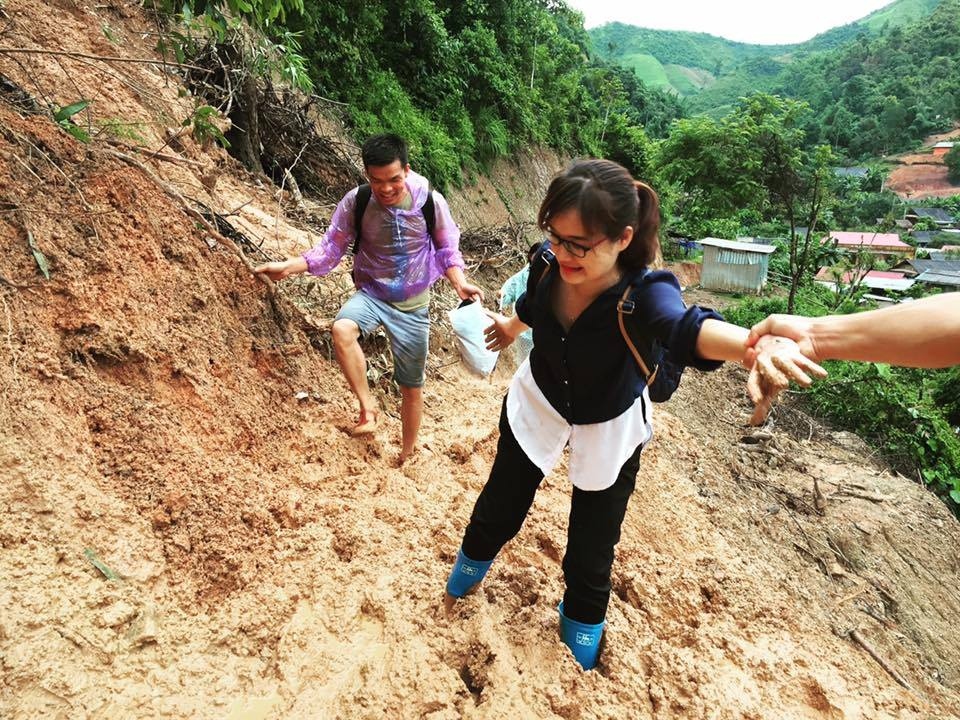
[746,335,828,425]
[483,309,524,352]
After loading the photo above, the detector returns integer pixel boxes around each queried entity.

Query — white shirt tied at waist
[505,357,653,491]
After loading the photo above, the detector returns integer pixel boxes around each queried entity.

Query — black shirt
[515,251,723,425]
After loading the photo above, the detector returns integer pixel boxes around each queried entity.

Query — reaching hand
[745,334,828,425]
[745,314,820,367]
[252,258,304,282]
[482,309,520,352]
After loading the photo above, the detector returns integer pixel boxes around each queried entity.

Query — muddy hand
[747,335,827,425]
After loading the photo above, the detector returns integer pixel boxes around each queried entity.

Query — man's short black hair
[361,134,409,169]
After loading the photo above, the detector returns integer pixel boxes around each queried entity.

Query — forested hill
[589,0,942,103]
[272,1,682,189]
[589,0,958,160]
[779,0,960,159]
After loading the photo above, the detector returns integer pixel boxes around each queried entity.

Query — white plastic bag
[448,301,499,377]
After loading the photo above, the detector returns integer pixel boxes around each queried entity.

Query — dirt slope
[885,126,960,200]
[1,3,960,719]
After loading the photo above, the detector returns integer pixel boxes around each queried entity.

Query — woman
[444,159,824,670]
[497,242,541,364]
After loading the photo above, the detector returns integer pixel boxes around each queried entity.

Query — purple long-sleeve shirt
[302,170,464,303]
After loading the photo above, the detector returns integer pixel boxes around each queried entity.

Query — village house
[814,268,915,294]
[699,238,776,294]
[932,140,955,157]
[891,257,960,290]
[833,166,869,180]
[828,231,915,259]
[905,206,956,228]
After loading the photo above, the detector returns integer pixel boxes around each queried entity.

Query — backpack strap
[352,183,372,256]
[529,243,554,289]
[352,183,437,256]
[422,187,436,241]
[616,282,658,387]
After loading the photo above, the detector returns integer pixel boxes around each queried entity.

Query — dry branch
[0,46,210,72]
[848,629,913,691]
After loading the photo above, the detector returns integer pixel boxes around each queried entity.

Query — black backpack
[532,249,685,402]
[352,183,436,256]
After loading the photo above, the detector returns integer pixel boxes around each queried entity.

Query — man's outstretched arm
[746,293,960,368]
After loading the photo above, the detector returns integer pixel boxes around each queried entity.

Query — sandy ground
[2,2,960,719]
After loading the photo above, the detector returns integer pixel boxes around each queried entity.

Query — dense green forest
[592,0,960,160]
[589,23,791,83]
[779,0,960,159]
[159,0,684,189]
[589,0,942,100]
[589,0,957,156]
[156,0,960,505]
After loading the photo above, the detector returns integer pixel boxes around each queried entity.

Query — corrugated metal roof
[815,268,911,288]
[908,207,955,222]
[861,276,915,291]
[915,271,960,287]
[834,166,869,177]
[700,238,776,254]
[907,259,960,273]
[830,231,911,249]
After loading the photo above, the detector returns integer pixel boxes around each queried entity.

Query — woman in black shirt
[444,159,825,670]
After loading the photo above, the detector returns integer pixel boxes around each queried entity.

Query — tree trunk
[233,71,264,176]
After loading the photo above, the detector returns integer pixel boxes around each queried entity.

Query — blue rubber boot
[558,602,605,670]
[445,548,494,598]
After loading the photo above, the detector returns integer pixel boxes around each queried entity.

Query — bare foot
[351,408,379,436]
[442,592,459,615]
[396,446,418,466]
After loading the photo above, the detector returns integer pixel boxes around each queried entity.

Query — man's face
[366,160,409,207]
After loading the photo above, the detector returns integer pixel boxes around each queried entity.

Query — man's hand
[252,257,307,282]
[745,334,828,425]
[745,314,820,367]
[445,266,484,302]
[456,281,484,303]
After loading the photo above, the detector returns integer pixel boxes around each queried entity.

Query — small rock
[127,607,158,647]
[99,601,138,629]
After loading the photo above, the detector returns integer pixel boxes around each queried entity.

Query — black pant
[461,400,641,625]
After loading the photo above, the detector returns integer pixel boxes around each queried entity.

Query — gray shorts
[336,291,430,388]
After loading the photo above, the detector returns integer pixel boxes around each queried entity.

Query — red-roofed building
[814,268,915,291]
[828,231,915,259]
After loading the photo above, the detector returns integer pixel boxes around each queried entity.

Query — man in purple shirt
[255,134,483,464]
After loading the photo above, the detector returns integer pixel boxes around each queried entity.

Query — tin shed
[699,238,776,294]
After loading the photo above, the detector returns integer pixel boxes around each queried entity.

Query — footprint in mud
[330,527,360,563]
[496,568,541,608]
[536,532,562,564]
[457,641,496,706]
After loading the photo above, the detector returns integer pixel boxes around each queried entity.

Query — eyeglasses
[544,228,603,259]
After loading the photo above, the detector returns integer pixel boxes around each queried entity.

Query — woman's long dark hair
[537,159,660,271]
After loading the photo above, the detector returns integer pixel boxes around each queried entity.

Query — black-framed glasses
[544,228,601,259]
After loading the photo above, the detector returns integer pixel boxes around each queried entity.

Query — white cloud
[564,0,896,45]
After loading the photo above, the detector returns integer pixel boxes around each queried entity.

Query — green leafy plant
[97,119,148,144]
[102,24,120,44]
[806,362,960,510]
[183,104,230,149]
[53,99,91,143]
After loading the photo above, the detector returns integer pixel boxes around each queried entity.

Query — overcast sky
[563,0,897,45]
